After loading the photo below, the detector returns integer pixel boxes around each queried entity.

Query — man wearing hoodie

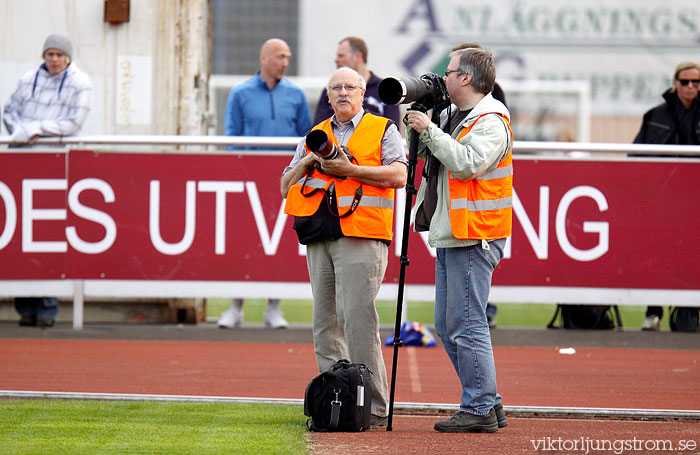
[3,33,92,327]
[405,47,512,433]
[4,33,92,145]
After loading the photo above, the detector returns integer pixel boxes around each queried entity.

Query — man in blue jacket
[221,38,312,329]
[224,38,311,149]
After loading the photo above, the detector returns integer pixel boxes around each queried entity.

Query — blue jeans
[434,239,506,415]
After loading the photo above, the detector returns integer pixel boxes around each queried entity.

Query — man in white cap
[3,34,92,327]
[3,33,92,144]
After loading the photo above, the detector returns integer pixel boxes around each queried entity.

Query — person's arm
[224,88,242,137]
[2,82,24,136]
[319,124,408,189]
[632,110,650,144]
[281,139,322,198]
[327,158,407,188]
[296,92,312,136]
[280,151,321,198]
[3,72,35,139]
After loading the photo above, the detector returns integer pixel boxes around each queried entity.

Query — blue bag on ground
[384,321,437,347]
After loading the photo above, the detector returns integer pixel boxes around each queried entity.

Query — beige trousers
[306,237,389,417]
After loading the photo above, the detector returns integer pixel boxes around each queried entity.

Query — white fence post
[73,280,84,329]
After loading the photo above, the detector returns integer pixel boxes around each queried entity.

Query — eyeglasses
[677,79,700,87]
[329,84,362,92]
[444,70,462,77]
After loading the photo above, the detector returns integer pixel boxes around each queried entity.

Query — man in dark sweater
[313,36,400,125]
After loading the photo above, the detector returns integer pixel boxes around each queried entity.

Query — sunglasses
[677,79,700,87]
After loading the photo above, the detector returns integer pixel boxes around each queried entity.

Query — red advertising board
[1,150,699,292]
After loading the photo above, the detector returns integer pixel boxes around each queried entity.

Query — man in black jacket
[633,61,700,330]
[634,62,700,146]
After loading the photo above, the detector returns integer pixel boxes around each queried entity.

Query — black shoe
[370,414,388,428]
[19,314,37,326]
[487,314,497,329]
[434,409,498,433]
[36,317,55,327]
[494,403,508,428]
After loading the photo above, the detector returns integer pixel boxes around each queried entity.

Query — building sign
[300,0,700,114]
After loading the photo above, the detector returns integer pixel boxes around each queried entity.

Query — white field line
[406,347,422,393]
[2,390,699,420]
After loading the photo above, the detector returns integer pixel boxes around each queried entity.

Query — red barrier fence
[1,150,699,309]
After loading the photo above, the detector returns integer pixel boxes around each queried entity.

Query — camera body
[377,73,451,111]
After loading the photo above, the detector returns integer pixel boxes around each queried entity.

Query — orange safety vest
[284,114,395,241]
[448,113,514,240]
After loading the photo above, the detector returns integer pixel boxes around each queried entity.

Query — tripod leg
[387,127,421,431]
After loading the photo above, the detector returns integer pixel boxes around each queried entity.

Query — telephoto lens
[378,73,450,111]
[305,130,340,160]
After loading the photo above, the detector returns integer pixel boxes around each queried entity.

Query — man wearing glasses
[634,61,700,331]
[634,61,700,146]
[405,47,512,433]
[281,67,407,427]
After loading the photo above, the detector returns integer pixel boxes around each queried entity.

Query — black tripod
[386,103,431,431]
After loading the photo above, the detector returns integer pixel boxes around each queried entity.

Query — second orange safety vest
[448,113,514,240]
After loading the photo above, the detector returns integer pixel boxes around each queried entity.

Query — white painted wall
[0,0,209,137]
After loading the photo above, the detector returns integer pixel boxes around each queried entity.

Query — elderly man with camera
[404,47,513,433]
[280,67,407,427]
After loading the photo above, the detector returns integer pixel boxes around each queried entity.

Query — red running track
[1,339,698,410]
[1,339,698,454]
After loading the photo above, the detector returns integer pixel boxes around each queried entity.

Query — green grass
[206,298,661,329]
[0,401,307,455]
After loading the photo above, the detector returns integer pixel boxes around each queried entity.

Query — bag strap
[669,307,678,331]
[328,387,342,431]
[325,183,363,219]
[547,304,562,329]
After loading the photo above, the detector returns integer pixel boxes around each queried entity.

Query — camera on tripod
[377,73,451,112]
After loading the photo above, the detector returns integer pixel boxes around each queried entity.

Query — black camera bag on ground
[670,307,699,332]
[304,359,372,432]
[547,304,619,330]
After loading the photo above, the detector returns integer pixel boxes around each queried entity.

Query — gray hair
[448,47,496,95]
[327,66,366,91]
